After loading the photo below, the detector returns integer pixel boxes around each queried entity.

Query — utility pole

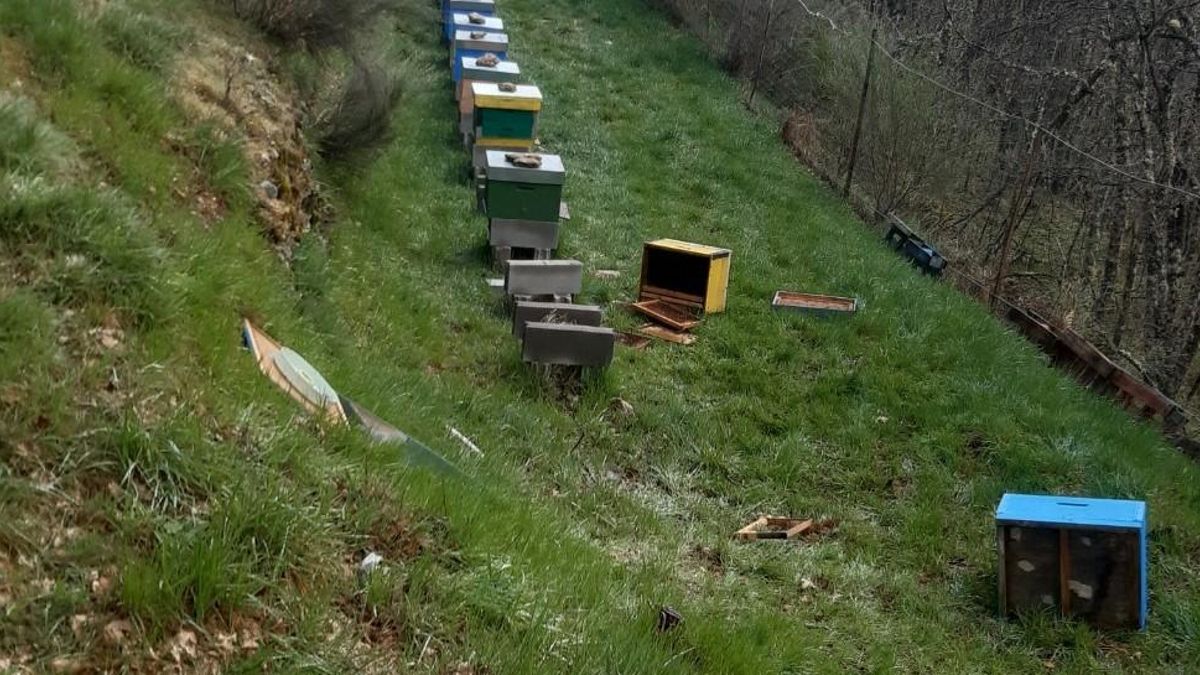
[842,14,878,200]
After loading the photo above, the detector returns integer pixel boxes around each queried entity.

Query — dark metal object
[656,606,683,633]
[884,216,946,277]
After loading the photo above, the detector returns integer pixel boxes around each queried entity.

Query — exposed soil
[170,33,318,257]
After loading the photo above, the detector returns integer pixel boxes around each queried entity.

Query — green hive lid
[453,30,508,52]
[486,150,565,185]
[461,57,520,80]
[450,12,504,32]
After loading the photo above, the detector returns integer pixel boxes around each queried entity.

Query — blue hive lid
[996,493,1146,530]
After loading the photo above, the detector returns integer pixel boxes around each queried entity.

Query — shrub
[0,178,167,325]
[230,0,397,51]
[0,94,76,177]
[98,4,189,73]
[316,59,402,161]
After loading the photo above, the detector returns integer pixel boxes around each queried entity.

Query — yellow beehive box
[638,239,731,314]
[471,82,543,111]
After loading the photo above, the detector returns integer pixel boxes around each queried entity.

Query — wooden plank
[639,285,704,309]
[631,299,700,331]
[1059,528,1071,617]
[635,323,697,346]
[735,516,813,540]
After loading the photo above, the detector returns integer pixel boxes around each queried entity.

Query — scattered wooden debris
[447,426,484,456]
[631,299,701,331]
[635,323,697,346]
[615,331,651,350]
[735,516,813,541]
[656,606,683,633]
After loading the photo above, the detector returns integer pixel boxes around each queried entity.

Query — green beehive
[472,82,542,144]
[478,108,537,138]
[485,151,564,222]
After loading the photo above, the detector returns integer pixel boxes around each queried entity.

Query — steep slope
[1,0,1199,673]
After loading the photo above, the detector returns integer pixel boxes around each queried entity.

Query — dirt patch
[688,544,725,574]
[0,37,33,90]
[365,517,433,562]
[169,34,318,257]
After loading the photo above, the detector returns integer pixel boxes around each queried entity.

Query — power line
[793,0,1200,200]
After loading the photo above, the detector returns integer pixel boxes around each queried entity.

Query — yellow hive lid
[471,82,543,111]
[646,239,731,258]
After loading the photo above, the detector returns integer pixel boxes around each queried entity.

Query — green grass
[2,0,1200,672]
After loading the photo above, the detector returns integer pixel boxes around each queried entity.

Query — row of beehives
[440,1,745,367]
[441,0,616,369]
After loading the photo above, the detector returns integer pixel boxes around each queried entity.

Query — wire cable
[793,0,1200,200]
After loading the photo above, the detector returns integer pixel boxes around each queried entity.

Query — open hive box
[637,239,731,315]
[996,493,1147,630]
[772,291,858,318]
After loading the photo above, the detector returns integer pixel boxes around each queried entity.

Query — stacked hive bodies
[442,0,496,42]
[438,4,614,369]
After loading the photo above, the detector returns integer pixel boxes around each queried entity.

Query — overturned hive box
[512,301,603,340]
[638,239,731,314]
[485,151,565,223]
[522,322,615,368]
[884,217,946,277]
[473,82,542,143]
[451,31,509,83]
[996,493,1147,631]
[442,0,496,42]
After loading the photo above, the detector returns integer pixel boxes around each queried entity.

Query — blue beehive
[995,493,1147,630]
[451,31,510,83]
[442,0,496,42]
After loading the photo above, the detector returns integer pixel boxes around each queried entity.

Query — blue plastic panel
[996,493,1146,530]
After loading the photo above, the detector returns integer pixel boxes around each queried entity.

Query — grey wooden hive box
[512,301,603,339]
[522,323,615,368]
[504,260,583,296]
[453,30,509,53]
[489,218,560,250]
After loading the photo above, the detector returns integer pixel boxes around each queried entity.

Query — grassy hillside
[2,0,1200,672]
